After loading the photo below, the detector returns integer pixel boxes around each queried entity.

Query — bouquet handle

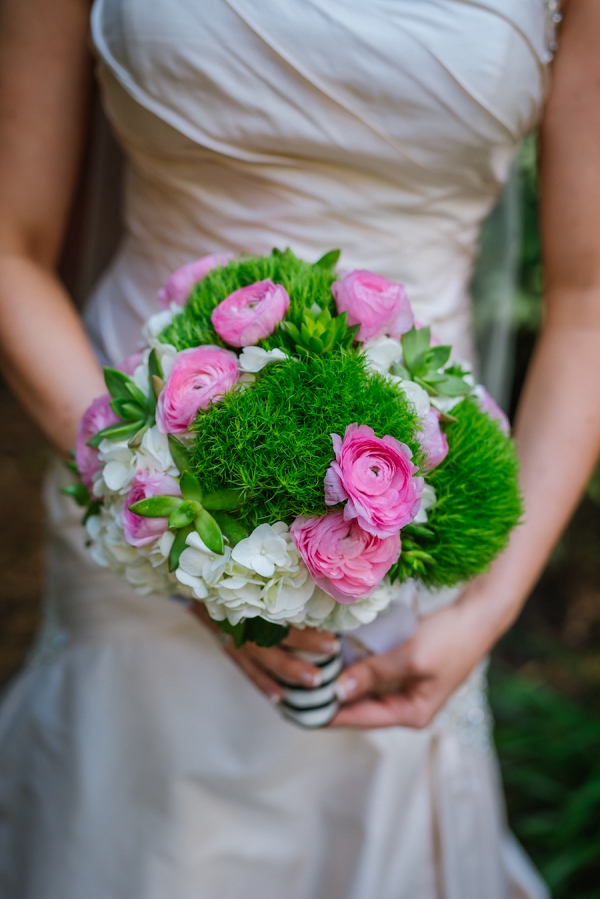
[277,649,343,729]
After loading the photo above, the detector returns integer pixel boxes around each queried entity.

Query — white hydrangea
[85,498,179,596]
[142,308,176,344]
[362,335,404,376]
[395,378,431,418]
[176,522,317,627]
[93,425,178,497]
[238,346,288,373]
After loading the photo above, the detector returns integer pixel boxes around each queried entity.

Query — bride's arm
[0,0,104,453]
[330,0,600,727]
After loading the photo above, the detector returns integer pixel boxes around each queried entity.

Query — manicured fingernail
[268,691,281,705]
[335,677,357,702]
[302,670,323,687]
[320,637,341,654]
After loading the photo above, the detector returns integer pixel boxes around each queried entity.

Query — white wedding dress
[0,2,556,897]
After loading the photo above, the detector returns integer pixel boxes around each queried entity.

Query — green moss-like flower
[190,352,421,531]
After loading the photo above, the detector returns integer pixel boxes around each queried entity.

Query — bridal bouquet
[66,248,521,649]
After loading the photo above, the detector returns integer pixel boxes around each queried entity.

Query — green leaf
[401,326,430,372]
[402,523,435,540]
[168,435,193,475]
[86,420,141,448]
[127,421,151,448]
[103,367,147,408]
[129,496,182,517]
[434,375,472,397]
[422,345,451,372]
[168,501,199,530]
[168,524,194,572]
[109,398,146,421]
[244,617,290,647]
[61,482,90,507]
[180,471,203,504]
[64,459,79,474]
[195,508,224,554]
[300,323,313,345]
[202,488,245,511]
[148,348,164,381]
[151,374,164,401]
[212,511,249,546]
[314,248,341,269]
[215,617,247,648]
[308,336,324,354]
[281,321,300,342]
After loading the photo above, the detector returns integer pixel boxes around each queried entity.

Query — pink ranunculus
[291,511,400,603]
[331,270,414,343]
[122,471,182,547]
[156,345,239,434]
[324,423,423,538]
[75,394,119,492]
[157,254,232,310]
[418,408,448,472]
[211,279,290,347]
[475,386,510,435]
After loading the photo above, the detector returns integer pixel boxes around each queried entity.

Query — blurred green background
[0,134,598,897]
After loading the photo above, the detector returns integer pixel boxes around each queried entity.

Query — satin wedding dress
[0,2,557,897]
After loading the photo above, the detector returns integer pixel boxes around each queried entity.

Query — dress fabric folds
[0,1,553,896]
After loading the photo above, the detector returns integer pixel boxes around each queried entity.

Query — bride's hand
[330,595,493,729]
[191,604,339,704]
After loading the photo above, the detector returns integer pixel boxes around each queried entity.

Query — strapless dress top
[86,0,551,367]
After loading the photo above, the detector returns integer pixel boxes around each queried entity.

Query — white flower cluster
[86,496,179,596]
[174,522,396,630]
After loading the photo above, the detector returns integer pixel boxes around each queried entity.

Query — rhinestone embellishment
[544,0,562,60]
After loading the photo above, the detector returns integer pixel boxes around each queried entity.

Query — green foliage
[279,306,358,356]
[88,364,158,450]
[490,668,600,899]
[400,327,471,398]
[398,398,522,587]
[130,470,245,559]
[216,616,290,648]
[190,351,421,531]
[159,248,338,352]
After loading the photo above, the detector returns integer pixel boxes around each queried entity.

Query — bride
[0,0,598,896]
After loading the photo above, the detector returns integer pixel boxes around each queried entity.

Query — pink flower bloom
[476,387,510,435]
[119,352,144,376]
[156,345,239,434]
[418,408,448,471]
[291,511,400,603]
[122,471,182,547]
[157,254,232,310]
[332,270,414,343]
[211,279,290,347]
[324,423,423,537]
[75,394,119,492]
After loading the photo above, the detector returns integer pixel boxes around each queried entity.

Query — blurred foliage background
[0,133,598,897]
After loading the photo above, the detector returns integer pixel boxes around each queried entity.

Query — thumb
[334,641,414,704]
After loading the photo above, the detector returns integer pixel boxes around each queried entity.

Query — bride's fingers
[226,647,283,705]
[330,693,433,730]
[334,646,412,704]
[282,627,339,655]
[243,644,324,687]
